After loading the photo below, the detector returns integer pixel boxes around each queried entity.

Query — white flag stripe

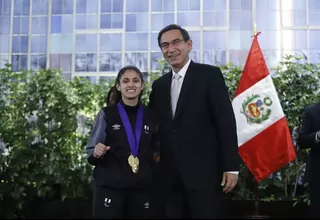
[232,75,285,146]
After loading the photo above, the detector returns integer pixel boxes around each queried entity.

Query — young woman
[85,65,160,219]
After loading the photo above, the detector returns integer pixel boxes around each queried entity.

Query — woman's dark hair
[106,65,144,106]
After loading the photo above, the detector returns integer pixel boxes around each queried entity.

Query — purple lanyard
[117,103,143,157]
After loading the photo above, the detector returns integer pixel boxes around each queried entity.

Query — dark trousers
[164,176,223,219]
[309,184,320,219]
[92,185,155,219]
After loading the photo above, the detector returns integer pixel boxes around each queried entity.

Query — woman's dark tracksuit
[85,102,161,219]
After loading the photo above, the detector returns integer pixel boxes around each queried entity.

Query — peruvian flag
[231,33,297,182]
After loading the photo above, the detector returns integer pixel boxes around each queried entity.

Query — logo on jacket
[241,94,273,124]
[104,198,112,207]
[144,202,150,209]
[112,124,121,130]
[144,125,150,134]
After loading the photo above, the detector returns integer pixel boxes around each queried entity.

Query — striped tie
[171,73,181,117]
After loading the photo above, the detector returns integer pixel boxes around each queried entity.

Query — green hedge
[0,55,319,218]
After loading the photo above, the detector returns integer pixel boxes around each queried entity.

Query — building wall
[0,0,320,82]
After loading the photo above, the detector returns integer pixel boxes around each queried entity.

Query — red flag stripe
[238,117,296,182]
[234,34,270,97]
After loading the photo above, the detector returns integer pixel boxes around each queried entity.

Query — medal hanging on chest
[117,103,143,174]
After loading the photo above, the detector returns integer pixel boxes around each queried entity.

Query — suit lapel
[162,71,173,120]
[174,61,197,120]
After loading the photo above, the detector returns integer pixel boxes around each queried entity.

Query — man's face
[159,29,192,70]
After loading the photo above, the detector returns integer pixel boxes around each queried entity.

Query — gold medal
[128,154,139,173]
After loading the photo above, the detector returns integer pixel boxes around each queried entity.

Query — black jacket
[86,102,160,189]
[149,61,240,191]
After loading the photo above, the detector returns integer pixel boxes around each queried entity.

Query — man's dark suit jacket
[149,60,240,191]
[298,102,320,184]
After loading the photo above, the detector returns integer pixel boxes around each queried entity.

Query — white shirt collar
[172,59,191,79]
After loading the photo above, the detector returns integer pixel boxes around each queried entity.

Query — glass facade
[0,0,320,80]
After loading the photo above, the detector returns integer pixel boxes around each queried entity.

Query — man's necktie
[171,73,181,117]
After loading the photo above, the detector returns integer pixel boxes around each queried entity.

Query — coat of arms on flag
[241,94,273,124]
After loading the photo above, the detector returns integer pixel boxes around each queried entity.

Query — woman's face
[116,69,144,100]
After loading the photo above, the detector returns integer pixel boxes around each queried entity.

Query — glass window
[99,53,122,71]
[1,0,12,16]
[11,55,28,71]
[125,33,148,51]
[281,0,306,10]
[62,0,74,14]
[12,36,29,53]
[309,51,320,64]
[50,34,73,53]
[177,0,188,11]
[189,31,200,50]
[230,49,250,66]
[0,54,9,69]
[152,0,162,12]
[76,0,86,13]
[112,0,123,12]
[309,30,320,50]
[61,15,73,33]
[52,0,62,14]
[163,0,174,11]
[203,11,226,27]
[125,52,148,71]
[309,0,320,9]
[30,54,46,71]
[258,30,281,50]
[256,0,280,11]
[0,16,10,34]
[203,50,226,66]
[76,34,97,52]
[151,52,162,70]
[51,16,61,33]
[86,14,98,29]
[136,13,148,32]
[100,33,122,51]
[230,10,252,30]
[32,0,48,15]
[127,0,148,12]
[262,50,281,68]
[14,0,30,16]
[177,12,200,27]
[203,0,226,10]
[75,53,97,72]
[256,11,280,30]
[76,14,86,29]
[152,13,174,31]
[151,33,159,51]
[32,17,48,34]
[189,0,200,10]
[283,30,307,50]
[309,10,320,25]
[189,51,200,63]
[282,11,306,26]
[31,35,47,53]
[229,31,252,50]
[203,31,226,50]
[101,0,111,12]
[0,35,9,53]
[50,54,72,71]
[112,14,122,28]
[125,14,136,32]
[100,14,111,28]
[87,0,98,13]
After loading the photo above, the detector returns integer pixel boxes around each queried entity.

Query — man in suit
[149,24,240,219]
[298,102,320,219]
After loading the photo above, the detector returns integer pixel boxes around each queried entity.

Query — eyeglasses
[160,38,185,51]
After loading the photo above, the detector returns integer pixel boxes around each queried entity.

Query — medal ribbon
[117,103,143,157]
